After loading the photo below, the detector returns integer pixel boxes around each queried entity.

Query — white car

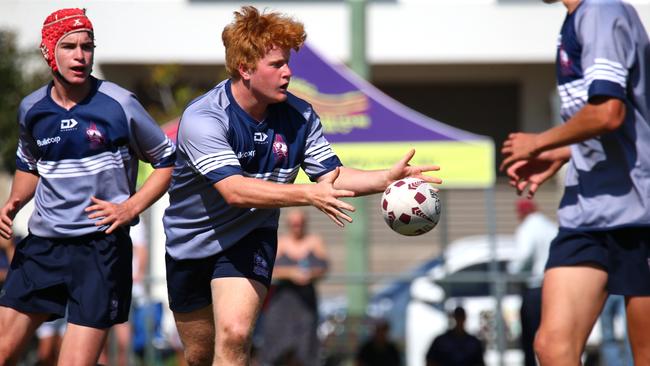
[405,234,618,366]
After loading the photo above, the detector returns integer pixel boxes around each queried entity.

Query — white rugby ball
[380,177,441,236]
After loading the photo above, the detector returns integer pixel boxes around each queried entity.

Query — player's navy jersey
[16,77,176,238]
[164,79,342,260]
[555,0,650,229]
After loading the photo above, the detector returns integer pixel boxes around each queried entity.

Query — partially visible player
[35,318,67,366]
[163,6,441,365]
[0,8,175,365]
[501,1,650,365]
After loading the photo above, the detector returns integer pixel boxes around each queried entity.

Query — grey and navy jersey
[164,80,342,260]
[16,77,176,237]
[555,0,650,229]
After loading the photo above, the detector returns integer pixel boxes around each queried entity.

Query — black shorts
[166,227,277,313]
[546,227,650,296]
[0,230,133,328]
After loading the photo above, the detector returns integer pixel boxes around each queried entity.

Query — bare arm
[501,97,625,170]
[0,170,39,239]
[126,166,175,214]
[272,235,329,284]
[0,238,15,262]
[271,263,314,285]
[332,149,442,195]
[535,97,625,152]
[133,244,148,283]
[214,167,356,226]
[270,236,300,282]
[214,149,440,226]
[270,264,301,281]
[0,236,16,278]
[309,236,329,281]
[85,166,173,234]
[270,236,313,285]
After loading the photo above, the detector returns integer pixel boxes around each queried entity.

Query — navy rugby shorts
[166,227,277,313]
[546,227,650,296]
[0,230,133,328]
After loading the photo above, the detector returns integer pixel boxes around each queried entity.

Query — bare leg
[113,322,131,366]
[97,328,110,365]
[98,323,130,366]
[535,266,608,366]
[37,334,63,366]
[0,307,49,366]
[58,323,108,366]
[211,277,267,366]
[174,305,215,366]
[626,296,650,366]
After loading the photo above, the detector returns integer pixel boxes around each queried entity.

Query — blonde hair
[222,6,306,79]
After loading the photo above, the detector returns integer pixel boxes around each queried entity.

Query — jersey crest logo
[254,132,268,144]
[253,251,269,278]
[559,46,574,76]
[86,122,105,148]
[272,134,288,161]
[109,298,119,320]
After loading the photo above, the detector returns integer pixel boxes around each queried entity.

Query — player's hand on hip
[0,198,21,239]
[311,167,356,227]
[85,196,136,234]
[387,149,442,187]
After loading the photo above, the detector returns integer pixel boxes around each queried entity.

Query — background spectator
[261,209,329,366]
[426,307,484,366]
[356,319,401,366]
[600,295,633,366]
[507,198,557,366]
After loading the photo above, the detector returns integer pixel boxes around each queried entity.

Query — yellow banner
[297,141,495,188]
[137,141,495,189]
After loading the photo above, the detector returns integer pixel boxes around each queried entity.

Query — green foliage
[139,64,206,124]
[0,30,49,173]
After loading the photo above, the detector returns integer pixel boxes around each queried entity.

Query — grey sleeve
[15,99,41,173]
[124,95,176,168]
[177,108,242,183]
[576,1,634,100]
[301,110,342,181]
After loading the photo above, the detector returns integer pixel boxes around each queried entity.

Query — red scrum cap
[40,8,94,72]
[516,198,537,218]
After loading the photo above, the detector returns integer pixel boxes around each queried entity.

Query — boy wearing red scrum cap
[0,8,175,365]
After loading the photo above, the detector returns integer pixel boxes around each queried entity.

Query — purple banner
[289,44,491,143]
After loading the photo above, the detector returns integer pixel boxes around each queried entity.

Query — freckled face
[246,47,292,104]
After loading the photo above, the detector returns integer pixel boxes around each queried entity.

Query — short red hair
[221,6,306,79]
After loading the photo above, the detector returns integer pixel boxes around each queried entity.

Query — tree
[0,30,49,173]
